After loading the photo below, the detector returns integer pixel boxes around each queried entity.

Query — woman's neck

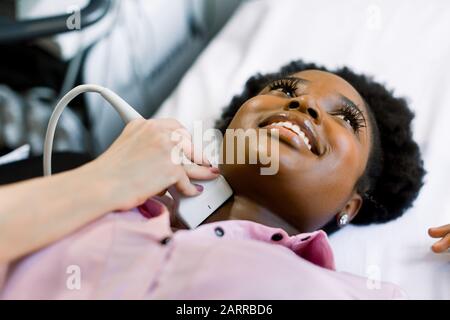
[202,195,300,235]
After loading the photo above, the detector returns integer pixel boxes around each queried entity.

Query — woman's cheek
[229,95,286,130]
[328,126,364,167]
[228,103,258,130]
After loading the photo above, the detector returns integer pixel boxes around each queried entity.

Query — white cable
[43,84,143,176]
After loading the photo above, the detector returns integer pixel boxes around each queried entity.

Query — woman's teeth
[268,121,312,150]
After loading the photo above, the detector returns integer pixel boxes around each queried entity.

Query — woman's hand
[428,224,450,253]
[86,118,219,211]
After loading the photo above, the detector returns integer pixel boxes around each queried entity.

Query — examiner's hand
[86,118,219,211]
[428,224,450,253]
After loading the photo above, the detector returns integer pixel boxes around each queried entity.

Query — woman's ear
[336,192,362,226]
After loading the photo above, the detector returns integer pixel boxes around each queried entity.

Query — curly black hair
[216,60,426,233]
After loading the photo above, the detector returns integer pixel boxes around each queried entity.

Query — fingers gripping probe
[43,84,233,229]
[43,84,143,176]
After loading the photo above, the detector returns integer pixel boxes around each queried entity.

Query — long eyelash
[268,77,300,96]
[332,103,367,133]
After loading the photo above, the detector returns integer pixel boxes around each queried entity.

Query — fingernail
[210,167,220,174]
[138,198,164,219]
[194,184,204,192]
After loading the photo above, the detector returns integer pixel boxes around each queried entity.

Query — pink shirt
[0,198,406,299]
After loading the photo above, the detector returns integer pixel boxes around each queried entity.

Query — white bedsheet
[154,0,450,299]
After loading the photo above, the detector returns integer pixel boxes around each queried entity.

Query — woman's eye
[275,88,294,97]
[331,105,366,134]
[267,78,300,98]
[335,114,352,126]
[268,86,294,97]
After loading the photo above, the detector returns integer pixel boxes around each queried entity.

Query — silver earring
[338,212,349,227]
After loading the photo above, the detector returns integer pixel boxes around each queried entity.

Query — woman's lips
[263,124,306,151]
[258,114,321,156]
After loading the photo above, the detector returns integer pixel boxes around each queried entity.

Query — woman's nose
[285,96,322,124]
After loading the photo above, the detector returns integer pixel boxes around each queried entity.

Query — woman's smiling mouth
[259,114,321,156]
[265,122,312,151]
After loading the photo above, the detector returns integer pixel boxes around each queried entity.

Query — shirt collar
[138,197,336,271]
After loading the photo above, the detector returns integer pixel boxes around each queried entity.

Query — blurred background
[0,0,449,299]
[0,0,242,157]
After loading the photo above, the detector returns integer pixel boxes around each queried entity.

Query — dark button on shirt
[214,227,225,237]
[160,236,171,245]
[271,233,283,241]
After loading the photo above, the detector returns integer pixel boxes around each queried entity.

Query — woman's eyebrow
[261,76,310,91]
[265,75,310,85]
[280,76,310,84]
[338,94,361,112]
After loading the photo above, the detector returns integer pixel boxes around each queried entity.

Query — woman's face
[220,70,372,232]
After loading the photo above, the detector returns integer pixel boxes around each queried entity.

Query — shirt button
[271,233,283,241]
[160,236,171,245]
[214,227,225,237]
